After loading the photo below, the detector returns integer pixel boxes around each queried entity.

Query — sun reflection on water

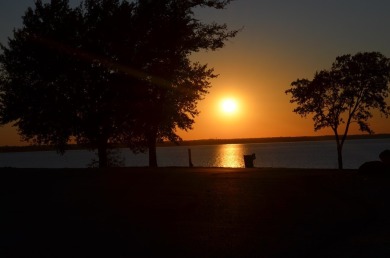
[215,144,246,168]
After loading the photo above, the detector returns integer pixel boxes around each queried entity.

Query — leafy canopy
[0,0,238,168]
[286,52,390,135]
[286,52,390,169]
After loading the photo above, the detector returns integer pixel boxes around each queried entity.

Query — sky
[1,0,390,146]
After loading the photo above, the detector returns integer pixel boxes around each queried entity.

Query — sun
[220,98,238,114]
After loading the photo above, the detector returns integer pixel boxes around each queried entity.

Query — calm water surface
[0,139,389,169]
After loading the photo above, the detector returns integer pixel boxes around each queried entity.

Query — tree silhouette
[125,0,239,167]
[0,0,137,167]
[74,0,138,168]
[0,0,238,168]
[286,52,390,169]
[0,0,81,153]
[0,0,237,167]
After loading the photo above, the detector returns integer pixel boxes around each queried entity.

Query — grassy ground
[1,167,390,257]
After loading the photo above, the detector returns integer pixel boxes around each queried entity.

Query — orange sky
[177,47,390,141]
[1,1,390,146]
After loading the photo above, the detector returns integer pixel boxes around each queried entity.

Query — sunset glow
[1,2,390,146]
[220,98,238,114]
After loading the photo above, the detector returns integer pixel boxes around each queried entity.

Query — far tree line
[0,0,238,168]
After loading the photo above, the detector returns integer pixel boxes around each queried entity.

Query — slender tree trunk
[98,144,108,168]
[147,129,158,167]
[148,139,158,167]
[334,130,344,169]
[97,136,109,168]
[336,142,343,169]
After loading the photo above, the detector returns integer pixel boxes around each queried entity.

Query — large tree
[0,0,238,168]
[286,52,390,169]
[0,0,137,167]
[74,0,138,167]
[126,0,239,167]
[0,0,81,153]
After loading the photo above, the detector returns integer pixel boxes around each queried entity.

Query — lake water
[0,138,389,169]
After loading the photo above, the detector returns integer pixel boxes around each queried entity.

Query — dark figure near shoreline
[244,153,256,168]
[359,149,390,172]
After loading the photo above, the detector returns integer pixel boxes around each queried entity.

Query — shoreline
[0,167,358,172]
[1,133,389,153]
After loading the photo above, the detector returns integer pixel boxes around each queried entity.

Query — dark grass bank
[1,167,390,257]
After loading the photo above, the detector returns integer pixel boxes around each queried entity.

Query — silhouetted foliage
[0,0,80,152]
[73,0,138,168]
[0,0,137,167]
[0,0,238,168]
[286,52,390,169]
[121,0,239,167]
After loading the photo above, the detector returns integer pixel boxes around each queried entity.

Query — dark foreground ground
[1,167,390,257]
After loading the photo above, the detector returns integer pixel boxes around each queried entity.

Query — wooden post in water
[188,149,194,167]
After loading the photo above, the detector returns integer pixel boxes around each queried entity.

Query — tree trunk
[148,139,158,167]
[333,129,344,170]
[147,129,158,167]
[97,135,109,168]
[337,143,343,170]
[98,144,108,168]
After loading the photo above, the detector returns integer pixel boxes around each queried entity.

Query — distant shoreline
[1,133,389,153]
[175,133,390,146]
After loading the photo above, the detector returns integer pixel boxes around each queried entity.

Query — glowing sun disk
[221,98,238,114]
